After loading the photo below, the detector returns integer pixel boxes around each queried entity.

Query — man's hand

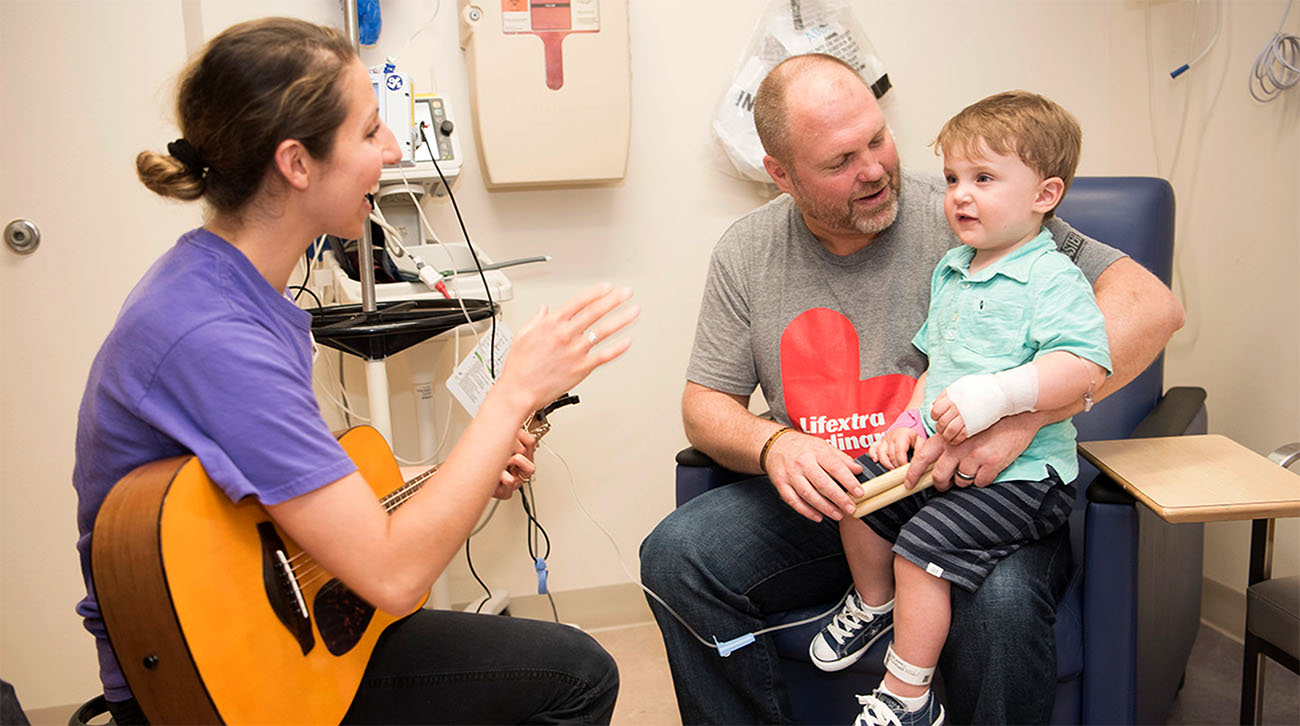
[764,430,864,523]
[907,410,1046,489]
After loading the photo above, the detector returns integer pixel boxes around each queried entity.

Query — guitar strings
[277,466,441,598]
[277,415,546,610]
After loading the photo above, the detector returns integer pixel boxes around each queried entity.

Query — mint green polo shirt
[913,228,1112,483]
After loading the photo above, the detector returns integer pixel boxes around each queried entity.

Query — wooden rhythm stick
[851,462,936,518]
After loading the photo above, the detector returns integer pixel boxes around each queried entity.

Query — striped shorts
[857,456,1076,592]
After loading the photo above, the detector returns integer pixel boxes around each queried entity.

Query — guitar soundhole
[256,522,315,655]
[313,580,375,655]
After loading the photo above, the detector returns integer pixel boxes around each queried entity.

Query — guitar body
[92,426,425,725]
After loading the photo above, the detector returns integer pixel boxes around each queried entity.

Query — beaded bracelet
[759,426,795,472]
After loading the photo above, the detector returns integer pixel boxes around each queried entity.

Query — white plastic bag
[713,0,891,183]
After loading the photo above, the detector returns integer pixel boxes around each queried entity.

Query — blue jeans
[640,475,1070,725]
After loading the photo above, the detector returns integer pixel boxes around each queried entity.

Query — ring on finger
[586,330,598,346]
[954,469,976,481]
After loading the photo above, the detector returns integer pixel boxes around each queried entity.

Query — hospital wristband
[759,426,795,472]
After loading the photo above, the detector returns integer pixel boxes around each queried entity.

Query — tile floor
[22,622,1298,725]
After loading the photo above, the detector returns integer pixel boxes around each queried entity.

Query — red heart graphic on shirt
[781,307,916,457]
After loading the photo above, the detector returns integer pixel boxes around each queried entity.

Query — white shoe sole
[807,622,894,672]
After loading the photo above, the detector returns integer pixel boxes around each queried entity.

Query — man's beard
[795,171,901,236]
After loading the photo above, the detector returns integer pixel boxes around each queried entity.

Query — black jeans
[108,609,619,725]
[344,609,619,724]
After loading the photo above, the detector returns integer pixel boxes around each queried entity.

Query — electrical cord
[1250,0,1300,102]
[288,285,323,310]
[385,170,486,350]
[397,0,442,63]
[379,124,500,614]
[519,481,560,622]
[417,122,498,378]
[294,235,330,303]
[1170,0,1222,78]
[366,183,488,361]
[311,347,370,423]
[538,440,850,656]
[466,533,494,614]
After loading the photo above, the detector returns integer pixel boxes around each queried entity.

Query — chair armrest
[1267,442,1300,470]
[1086,386,1208,505]
[675,446,721,469]
[675,445,754,506]
[1129,386,1207,439]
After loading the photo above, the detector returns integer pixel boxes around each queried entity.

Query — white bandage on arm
[944,362,1039,436]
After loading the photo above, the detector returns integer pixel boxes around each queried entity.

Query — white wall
[0,0,197,710]
[1,0,1295,710]
[1101,0,1300,592]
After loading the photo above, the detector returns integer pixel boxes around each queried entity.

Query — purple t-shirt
[72,228,357,701]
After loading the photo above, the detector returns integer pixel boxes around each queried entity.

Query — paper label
[445,322,513,416]
[571,0,600,31]
[502,0,531,33]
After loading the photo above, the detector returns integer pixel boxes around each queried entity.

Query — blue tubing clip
[713,633,757,657]
[535,557,549,595]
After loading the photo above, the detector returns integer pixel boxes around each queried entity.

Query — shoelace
[854,692,905,726]
[828,594,875,644]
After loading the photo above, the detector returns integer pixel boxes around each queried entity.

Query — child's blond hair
[934,91,1081,218]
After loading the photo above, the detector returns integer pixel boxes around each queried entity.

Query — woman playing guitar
[72,16,636,725]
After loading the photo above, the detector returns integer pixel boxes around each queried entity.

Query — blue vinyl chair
[674,177,1208,725]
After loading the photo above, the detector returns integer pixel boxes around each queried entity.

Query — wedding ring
[954,470,976,481]
[587,330,598,346]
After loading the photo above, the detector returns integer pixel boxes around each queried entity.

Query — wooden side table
[1079,434,1300,523]
[1079,434,1300,725]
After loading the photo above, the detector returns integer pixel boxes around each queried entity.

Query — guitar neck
[379,403,562,514]
[379,466,437,513]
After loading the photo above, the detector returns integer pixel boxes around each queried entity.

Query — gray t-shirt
[686,170,1124,458]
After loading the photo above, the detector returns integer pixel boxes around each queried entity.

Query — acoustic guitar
[91,398,574,725]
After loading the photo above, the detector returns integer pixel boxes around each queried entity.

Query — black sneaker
[808,588,894,672]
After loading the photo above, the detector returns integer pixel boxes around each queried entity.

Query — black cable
[419,123,497,378]
[414,125,534,619]
[464,533,493,614]
[519,485,552,561]
[519,483,559,622]
[287,285,323,309]
[294,248,313,302]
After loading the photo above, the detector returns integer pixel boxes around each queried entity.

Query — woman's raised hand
[497,283,638,411]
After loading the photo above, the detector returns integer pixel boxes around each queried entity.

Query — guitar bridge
[276,550,309,620]
[257,522,315,655]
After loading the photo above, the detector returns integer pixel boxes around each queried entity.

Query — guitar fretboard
[378,466,436,514]
[376,410,550,515]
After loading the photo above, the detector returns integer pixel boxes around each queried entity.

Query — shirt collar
[944,227,1055,283]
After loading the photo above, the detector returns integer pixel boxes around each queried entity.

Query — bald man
[641,54,1183,725]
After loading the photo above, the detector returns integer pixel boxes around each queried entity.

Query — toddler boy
[808,91,1112,726]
